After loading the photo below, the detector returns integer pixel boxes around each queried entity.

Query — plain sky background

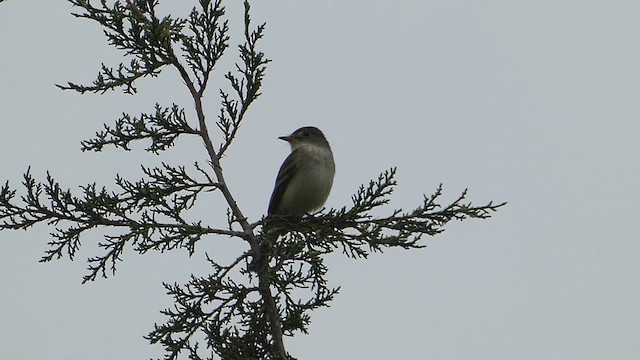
[1,1,639,359]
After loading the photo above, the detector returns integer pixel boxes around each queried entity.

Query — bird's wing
[267,150,298,215]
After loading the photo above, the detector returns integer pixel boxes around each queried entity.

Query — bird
[249,126,335,272]
[267,126,335,217]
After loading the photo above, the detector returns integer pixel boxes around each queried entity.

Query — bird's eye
[303,132,310,137]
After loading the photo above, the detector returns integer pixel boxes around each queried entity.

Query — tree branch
[0,1,506,359]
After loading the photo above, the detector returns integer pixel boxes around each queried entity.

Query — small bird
[267,126,335,217]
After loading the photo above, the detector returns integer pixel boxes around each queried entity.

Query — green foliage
[0,1,505,359]
[81,104,198,153]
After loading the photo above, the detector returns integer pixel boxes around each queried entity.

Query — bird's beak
[278,135,292,142]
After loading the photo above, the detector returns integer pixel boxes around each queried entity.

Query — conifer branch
[0,1,506,359]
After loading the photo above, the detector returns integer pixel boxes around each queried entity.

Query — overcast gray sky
[1,1,639,359]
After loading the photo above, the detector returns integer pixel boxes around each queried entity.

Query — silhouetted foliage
[0,1,505,359]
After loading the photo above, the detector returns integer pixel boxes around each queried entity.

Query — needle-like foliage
[0,1,505,359]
